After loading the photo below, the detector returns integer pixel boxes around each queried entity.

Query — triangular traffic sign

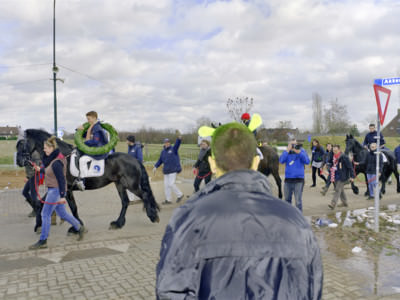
[373,84,391,125]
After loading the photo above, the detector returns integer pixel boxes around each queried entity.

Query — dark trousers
[194,173,212,192]
[312,166,327,185]
[22,176,39,209]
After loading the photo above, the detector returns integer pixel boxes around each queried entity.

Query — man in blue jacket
[127,135,143,163]
[279,139,310,212]
[395,144,400,182]
[153,137,184,204]
[156,123,323,299]
[363,123,385,148]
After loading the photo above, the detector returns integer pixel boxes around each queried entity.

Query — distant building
[0,126,20,138]
[382,108,400,137]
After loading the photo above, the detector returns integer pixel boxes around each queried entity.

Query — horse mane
[25,129,74,155]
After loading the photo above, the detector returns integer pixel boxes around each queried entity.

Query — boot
[29,239,47,250]
[320,186,328,196]
[51,211,57,225]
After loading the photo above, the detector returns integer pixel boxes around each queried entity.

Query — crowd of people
[20,110,400,299]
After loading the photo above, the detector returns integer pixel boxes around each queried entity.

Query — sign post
[372,81,393,232]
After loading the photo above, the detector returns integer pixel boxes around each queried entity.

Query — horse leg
[380,172,387,195]
[138,163,160,223]
[394,166,400,193]
[34,194,45,233]
[363,173,370,196]
[272,169,282,199]
[66,190,82,235]
[109,182,129,229]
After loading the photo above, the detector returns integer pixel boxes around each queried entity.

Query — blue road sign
[374,77,400,86]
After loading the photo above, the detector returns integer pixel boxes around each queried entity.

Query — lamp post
[52,0,58,135]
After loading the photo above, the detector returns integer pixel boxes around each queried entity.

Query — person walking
[279,139,310,212]
[29,136,86,250]
[321,143,334,196]
[193,139,212,192]
[156,123,323,299]
[365,142,383,200]
[310,139,327,187]
[153,136,184,204]
[22,150,41,217]
[328,144,355,210]
[395,143,400,181]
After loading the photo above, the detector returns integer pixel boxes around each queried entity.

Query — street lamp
[53,0,57,135]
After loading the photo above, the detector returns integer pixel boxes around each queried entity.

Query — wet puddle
[313,204,400,298]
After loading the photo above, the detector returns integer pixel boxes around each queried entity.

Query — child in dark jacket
[310,139,327,187]
[365,143,383,199]
[193,140,212,192]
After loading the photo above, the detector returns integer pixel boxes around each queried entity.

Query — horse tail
[139,162,160,222]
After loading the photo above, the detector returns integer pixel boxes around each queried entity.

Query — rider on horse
[363,123,385,149]
[74,111,109,190]
[241,112,264,160]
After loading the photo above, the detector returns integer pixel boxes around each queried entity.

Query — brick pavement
[1,177,400,299]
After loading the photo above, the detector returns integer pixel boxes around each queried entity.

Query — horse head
[16,138,34,167]
[344,134,355,155]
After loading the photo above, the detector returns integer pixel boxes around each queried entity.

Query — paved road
[1,174,400,299]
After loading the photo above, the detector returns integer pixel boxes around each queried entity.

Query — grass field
[1,136,399,166]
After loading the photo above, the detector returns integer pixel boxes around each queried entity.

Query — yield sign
[373,84,391,125]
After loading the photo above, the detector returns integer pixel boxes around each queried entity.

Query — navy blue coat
[395,145,400,164]
[83,122,109,159]
[155,138,182,174]
[332,153,355,182]
[363,131,385,147]
[365,150,383,174]
[128,143,143,163]
[311,146,325,163]
[156,170,323,300]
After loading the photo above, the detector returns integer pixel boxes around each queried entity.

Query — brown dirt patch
[0,169,26,189]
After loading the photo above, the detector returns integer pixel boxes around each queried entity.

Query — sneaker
[367,196,374,200]
[328,203,335,210]
[337,203,348,208]
[74,179,85,191]
[176,195,184,203]
[310,184,316,188]
[320,187,328,196]
[162,200,172,205]
[77,225,86,241]
[29,239,47,250]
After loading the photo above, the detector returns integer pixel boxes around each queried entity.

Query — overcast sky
[1,0,400,135]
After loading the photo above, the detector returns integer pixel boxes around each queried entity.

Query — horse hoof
[154,216,160,223]
[109,222,121,230]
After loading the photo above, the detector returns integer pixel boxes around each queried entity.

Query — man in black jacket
[156,122,323,300]
[193,139,212,192]
[328,145,355,209]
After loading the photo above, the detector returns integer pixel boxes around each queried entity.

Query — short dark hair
[369,123,375,127]
[127,135,135,143]
[211,123,257,172]
[332,144,341,149]
[86,111,98,119]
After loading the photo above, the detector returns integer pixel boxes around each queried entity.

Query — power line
[0,78,50,87]
[57,63,105,84]
[0,63,51,69]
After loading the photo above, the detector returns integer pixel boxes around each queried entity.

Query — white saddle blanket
[70,151,105,178]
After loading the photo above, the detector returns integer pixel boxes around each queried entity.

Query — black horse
[16,129,160,233]
[258,145,283,199]
[345,134,400,195]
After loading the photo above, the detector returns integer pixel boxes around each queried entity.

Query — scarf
[330,152,341,183]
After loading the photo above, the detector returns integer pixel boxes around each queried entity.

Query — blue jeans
[40,188,80,241]
[284,181,304,211]
[367,173,377,197]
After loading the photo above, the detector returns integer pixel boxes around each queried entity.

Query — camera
[294,143,303,150]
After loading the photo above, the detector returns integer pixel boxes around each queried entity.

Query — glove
[152,167,157,175]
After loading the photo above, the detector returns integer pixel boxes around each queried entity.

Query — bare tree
[226,97,253,122]
[312,92,323,134]
[324,98,351,134]
[276,120,293,129]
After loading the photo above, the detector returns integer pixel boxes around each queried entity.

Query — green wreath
[74,122,119,155]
